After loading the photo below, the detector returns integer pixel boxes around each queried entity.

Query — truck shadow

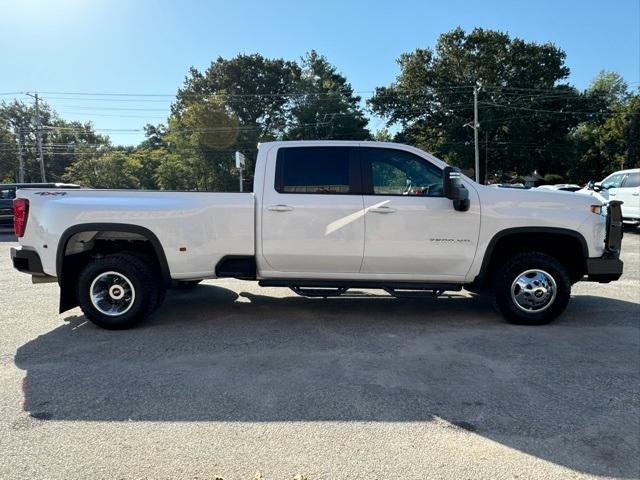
[14,285,640,478]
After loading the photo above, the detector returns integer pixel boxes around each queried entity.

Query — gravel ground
[0,228,638,480]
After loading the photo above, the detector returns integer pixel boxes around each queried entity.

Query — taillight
[13,198,29,237]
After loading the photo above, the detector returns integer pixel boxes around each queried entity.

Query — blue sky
[1,0,639,145]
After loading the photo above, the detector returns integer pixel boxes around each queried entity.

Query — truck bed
[16,189,255,279]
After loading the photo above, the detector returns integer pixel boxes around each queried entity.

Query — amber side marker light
[590,205,603,215]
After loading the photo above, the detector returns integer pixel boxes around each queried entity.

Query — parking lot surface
[1,228,639,479]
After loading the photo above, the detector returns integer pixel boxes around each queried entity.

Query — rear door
[359,146,480,280]
[618,171,640,220]
[260,146,365,274]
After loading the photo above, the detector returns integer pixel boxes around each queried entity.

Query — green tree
[0,100,109,183]
[166,97,240,191]
[569,72,639,182]
[172,54,301,187]
[285,51,369,140]
[63,149,140,188]
[170,52,370,189]
[368,27,586,179]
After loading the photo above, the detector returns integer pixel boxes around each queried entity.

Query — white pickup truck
[10,141,623,329]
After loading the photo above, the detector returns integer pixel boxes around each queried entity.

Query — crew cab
[10,141,624,329]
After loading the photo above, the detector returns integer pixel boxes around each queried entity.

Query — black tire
[494,252,571,325]
[175,280,202,289]
[76,253,159,330]
[124,251,166,313]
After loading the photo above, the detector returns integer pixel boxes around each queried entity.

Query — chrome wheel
[510,269,557,313]
[90,271,136,316]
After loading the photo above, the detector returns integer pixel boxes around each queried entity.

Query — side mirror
[593,181,604,192]
[443,166,470,212]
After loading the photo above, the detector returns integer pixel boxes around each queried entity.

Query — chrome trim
[510,269,557,313]
[89,271,135,316]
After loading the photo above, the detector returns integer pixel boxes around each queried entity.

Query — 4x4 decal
[34,191,67,196]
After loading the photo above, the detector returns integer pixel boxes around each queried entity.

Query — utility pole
[235,151,246,192]
[473,85,480,184]
[26,92,47,182]
[484,130,488,185]
[16,129,25,183]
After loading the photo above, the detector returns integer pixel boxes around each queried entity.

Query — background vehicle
[10,141,623,329]
[537,184,582,192]
[578,169,640,223]
[0,183,81,228]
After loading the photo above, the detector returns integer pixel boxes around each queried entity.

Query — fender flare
[475,227,589,284]
[56,223,171,285]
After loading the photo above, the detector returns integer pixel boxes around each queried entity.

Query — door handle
[267,204,294,212]
[609,192,616,196]
[369,206,396,214]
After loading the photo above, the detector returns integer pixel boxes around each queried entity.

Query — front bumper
[586,255,623,283]
[586,201,624,283]
[10,247,47,276]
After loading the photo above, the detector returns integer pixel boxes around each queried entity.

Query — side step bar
[258,279,463,298]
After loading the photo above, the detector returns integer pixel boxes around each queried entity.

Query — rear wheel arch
[56,223,171,313]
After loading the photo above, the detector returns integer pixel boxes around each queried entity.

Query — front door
[359,147,480,280]
[260,145,365,274]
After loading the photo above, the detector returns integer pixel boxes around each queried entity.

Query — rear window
[275,147,351,194]
[623,172,640,188]
[0,188,16,200]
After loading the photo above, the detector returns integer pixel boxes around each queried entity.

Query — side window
[275,147,352,194]
[622,172,640,188]
[361,148,443,196]
[602,173,625,189]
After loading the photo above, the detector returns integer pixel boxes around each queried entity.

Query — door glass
[362,148,443,196]
[602,173,625,189]
[276,147,351,194]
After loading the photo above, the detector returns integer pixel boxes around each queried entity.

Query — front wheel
[76,254,159,329]
[494,252,571,325]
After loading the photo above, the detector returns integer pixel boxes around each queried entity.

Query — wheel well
[57,225,170,313]
[479,231,587,287]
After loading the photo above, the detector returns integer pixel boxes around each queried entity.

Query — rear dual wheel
[76,253,165,330]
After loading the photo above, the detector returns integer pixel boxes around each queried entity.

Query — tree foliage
[0,100,109,183]
[569,72,639,182]
[369,28,588,178]
[285,51,369,141]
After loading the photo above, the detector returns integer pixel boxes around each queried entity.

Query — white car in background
[578,169,640,224]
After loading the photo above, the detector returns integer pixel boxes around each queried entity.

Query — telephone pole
[473,85,480,184]
[26,92,47,182]
[16,129,25,183]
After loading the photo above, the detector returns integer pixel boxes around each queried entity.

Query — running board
[259,279,462,297]
[383,287,447,298]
